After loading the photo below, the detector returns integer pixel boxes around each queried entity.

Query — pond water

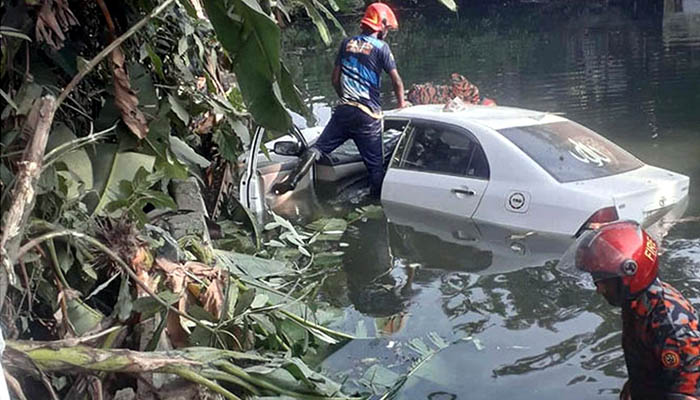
[281,3,700,399]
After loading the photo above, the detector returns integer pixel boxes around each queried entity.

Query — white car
[241,105,689,236]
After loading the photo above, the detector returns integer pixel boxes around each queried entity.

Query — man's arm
[331,65,342,98]
[388,69,407,108]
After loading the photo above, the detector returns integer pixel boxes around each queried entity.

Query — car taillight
[576,206,619,236]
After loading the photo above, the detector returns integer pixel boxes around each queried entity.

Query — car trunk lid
[565,165,690,227]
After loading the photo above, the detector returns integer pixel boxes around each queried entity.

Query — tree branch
[4,340,355,400]
[55,0,175,108]
[0,96,56,313]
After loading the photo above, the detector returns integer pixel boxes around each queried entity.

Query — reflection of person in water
[347,261,416,335]
[563,221,700,400]
[343,218,417,335]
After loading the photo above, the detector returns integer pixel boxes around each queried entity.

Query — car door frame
[382,117,491,218]
[240,124,310,216]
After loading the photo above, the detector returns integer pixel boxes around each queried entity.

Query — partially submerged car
[241,104,689,236]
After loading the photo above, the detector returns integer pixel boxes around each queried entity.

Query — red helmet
[565,221,659,297]
[361,3,399,32]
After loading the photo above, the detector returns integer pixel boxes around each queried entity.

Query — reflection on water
[280,4,700,398]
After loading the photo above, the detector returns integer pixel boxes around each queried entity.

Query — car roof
[385,104,568,131]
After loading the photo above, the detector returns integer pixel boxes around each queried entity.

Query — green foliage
[105,167,177,225]
[204,0,294,132]
[306,218,347,241]
[299,0,332,45]
[215,249,295,278]
[92,150,156,215]
[45,123,95,200]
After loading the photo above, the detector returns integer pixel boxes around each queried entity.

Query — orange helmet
[360,3,398,32]
[560,221,659,297]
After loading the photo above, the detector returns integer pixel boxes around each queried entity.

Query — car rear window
[498,121,643,182]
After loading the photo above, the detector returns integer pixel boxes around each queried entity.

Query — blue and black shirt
[335,34,397,118]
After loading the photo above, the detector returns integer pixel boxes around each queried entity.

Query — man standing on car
[273,2,408,198]
[562,221,700,400]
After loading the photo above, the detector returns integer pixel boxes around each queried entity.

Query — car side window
[466,143,490,179]
[398,123,489,179]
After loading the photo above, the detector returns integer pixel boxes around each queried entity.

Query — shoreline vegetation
[0,0,669,398]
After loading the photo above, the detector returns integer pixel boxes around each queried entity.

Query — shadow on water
[276,2,700,398]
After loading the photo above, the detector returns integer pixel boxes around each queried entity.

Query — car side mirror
[273,141,303,156]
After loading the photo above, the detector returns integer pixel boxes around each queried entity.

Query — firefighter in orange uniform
[562,221,700,400]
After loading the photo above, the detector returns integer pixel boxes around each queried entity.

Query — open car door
[239,125,312,217]
[240,117,412,217]
[239,126,267,218]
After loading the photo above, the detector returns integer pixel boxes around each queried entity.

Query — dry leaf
[183,261,220,279]
[111,47,149,139]
[132,246,155,296]
[35,0,78,50]
[54,0,78,28]
[166,307,189,348]
[155,257,180,275]
[155,258,226,347]
[193,112,215,135]
[131,246,152,272]
[156,258,188,347]
[156,258,187,295]
[200,279,225,319]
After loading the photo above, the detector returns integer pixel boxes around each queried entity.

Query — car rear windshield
[498,121,644,183]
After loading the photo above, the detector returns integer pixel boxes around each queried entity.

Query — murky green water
[283,4,700,398]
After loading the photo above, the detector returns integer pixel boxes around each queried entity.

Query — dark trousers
[313,104,384,196]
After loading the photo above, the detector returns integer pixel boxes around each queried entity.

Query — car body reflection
[384,203,575,276]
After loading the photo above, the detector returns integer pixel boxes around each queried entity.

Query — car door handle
[452,230,478,242]
[451,187,475,196]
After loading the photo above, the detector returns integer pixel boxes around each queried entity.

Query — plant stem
[200,369,260,395]
[279,309,355,340]
[5,341,242,399]
[165,365,242,400]
[215,360,351,400]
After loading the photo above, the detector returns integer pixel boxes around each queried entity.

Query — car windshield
[498,121,643,182]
